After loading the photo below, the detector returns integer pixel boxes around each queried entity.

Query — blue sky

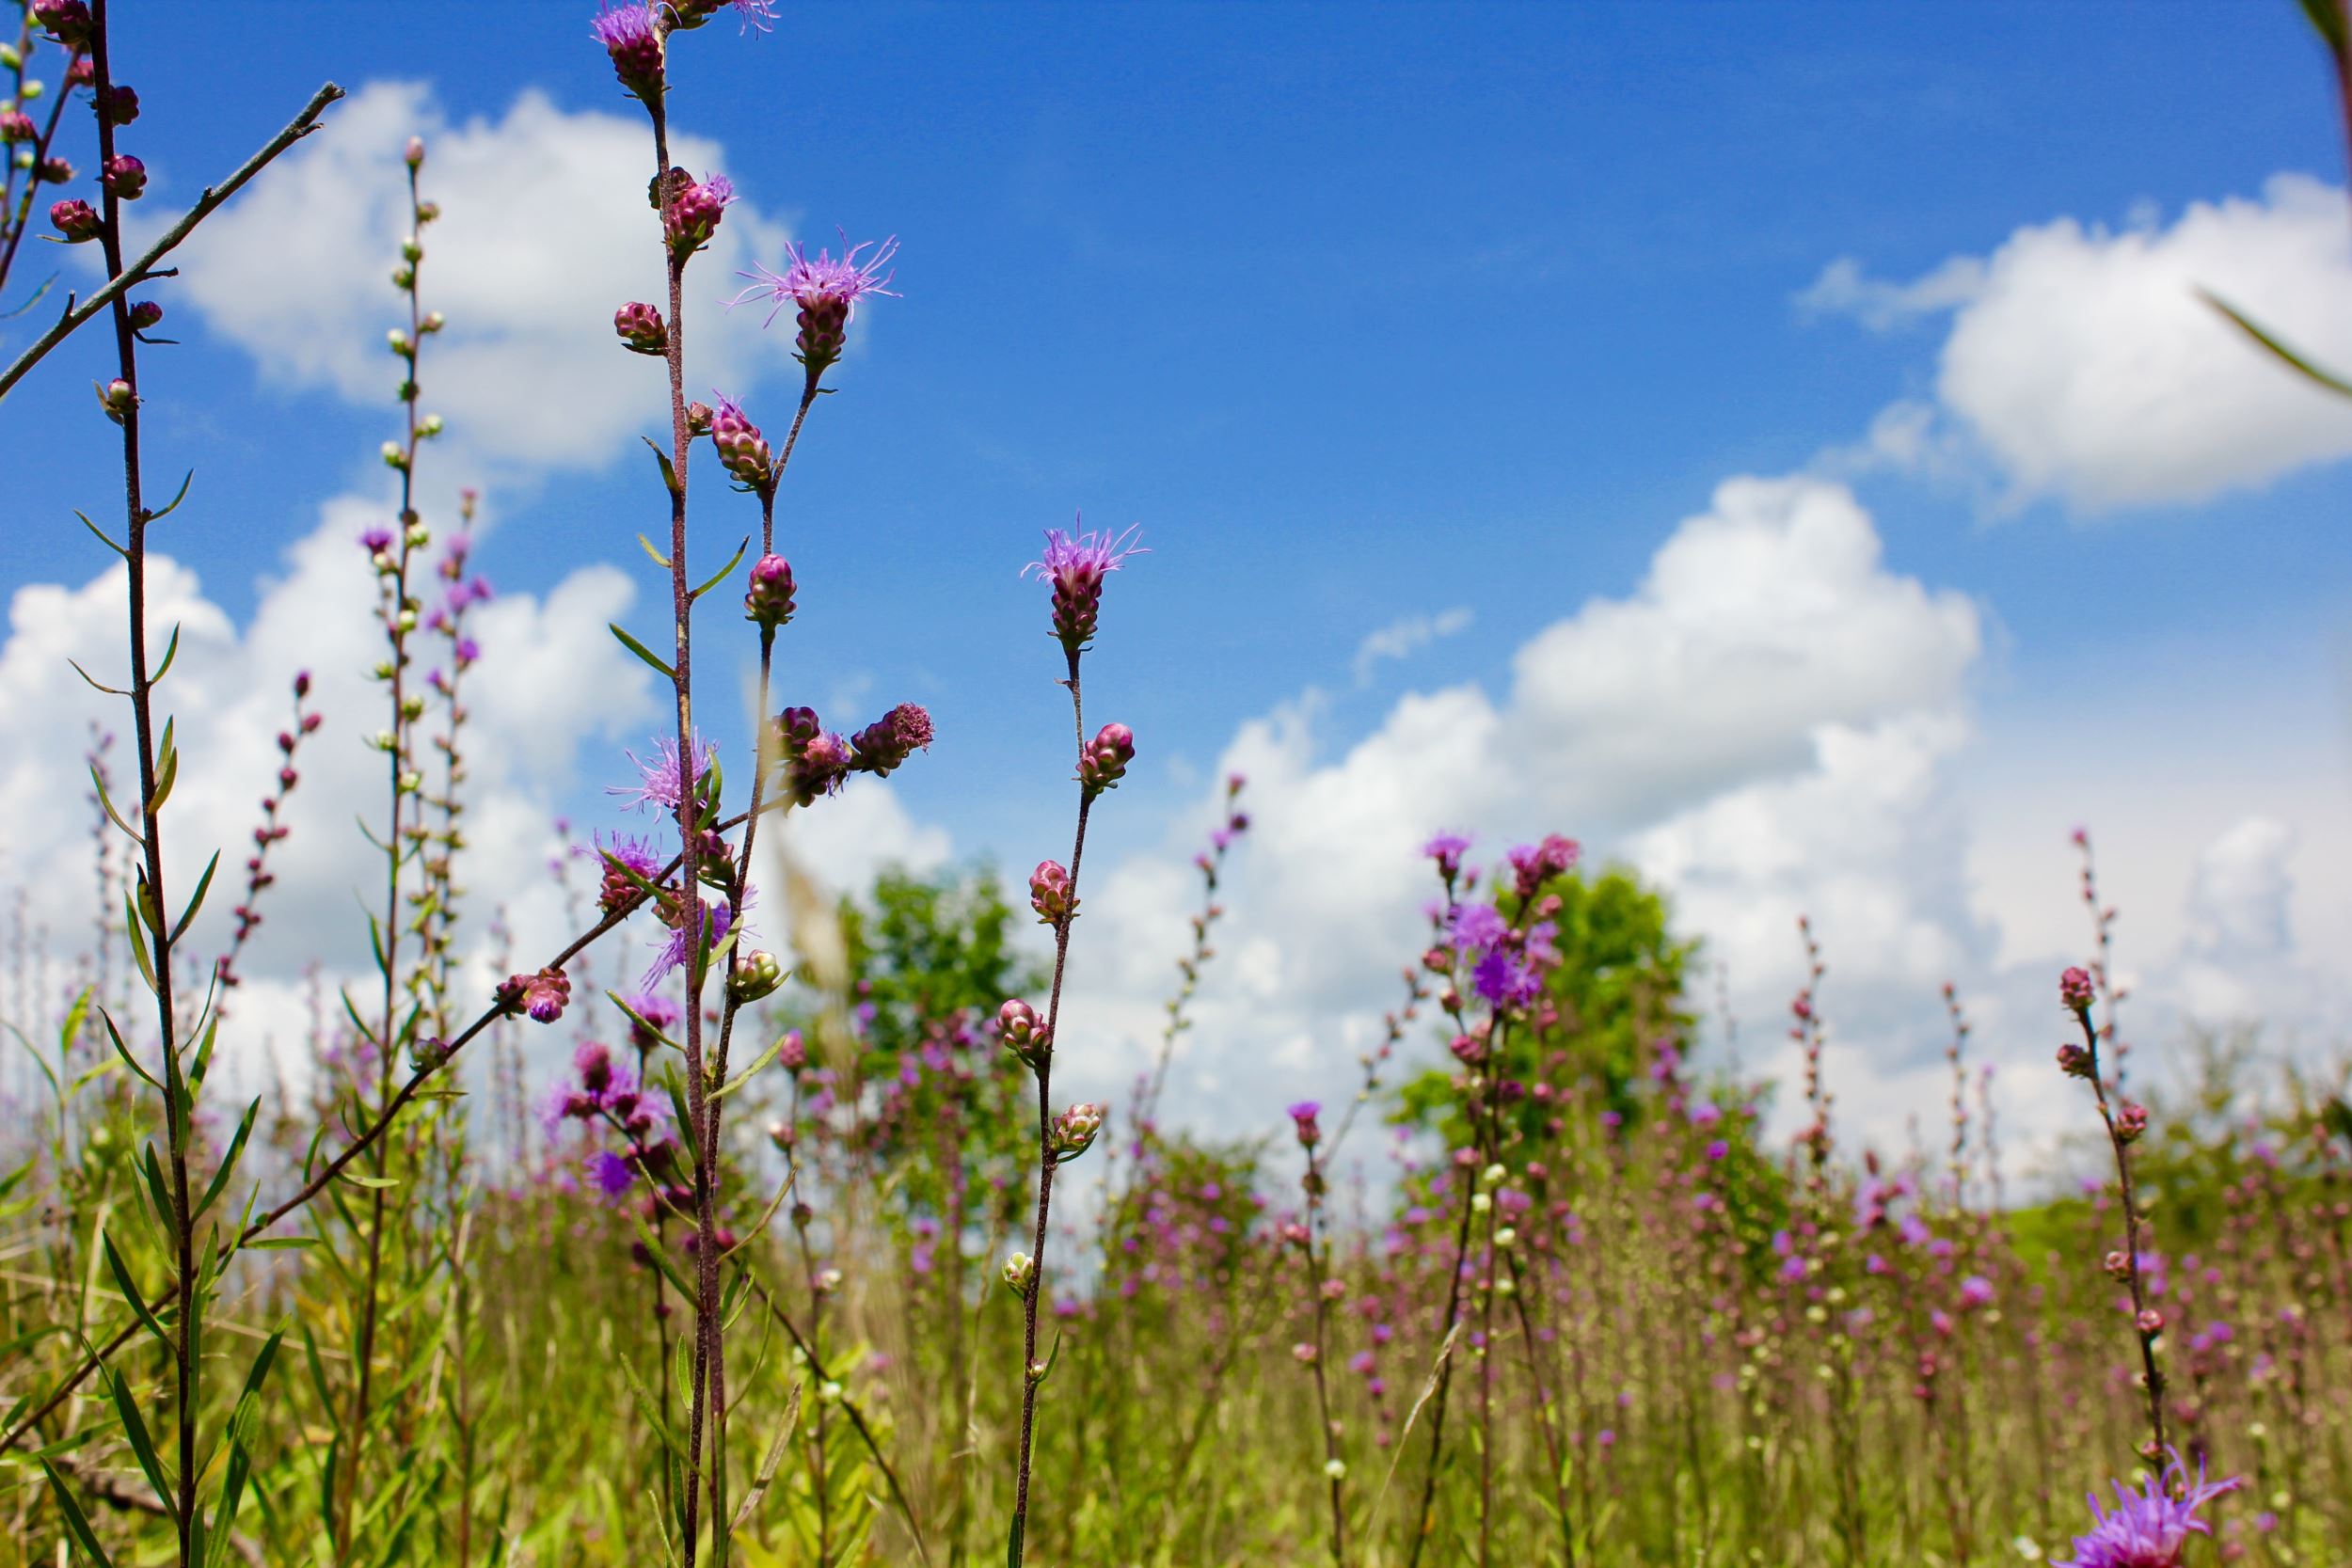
[7,1,2351,1163]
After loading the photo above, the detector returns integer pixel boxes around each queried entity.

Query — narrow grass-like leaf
[609,622,677,682]
[41,1460,117,1566]
[107,1365,173,1509]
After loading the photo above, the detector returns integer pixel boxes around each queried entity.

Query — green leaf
[341,1172,401,1190]
[88,761,146,847]
[97,1007,161,1091]
[689,537,751,603]
[638,533,673,570]
[67,657,133,697]
[107,1366,173,1509]
[728,1381,803,1533]
[609,622,677,683]
[147,468,196,524]
[102,1231,171,1352]
[2201,288,2352,398]
[40,1460,117,1566]
[643,435,682,497]
[76,508,127,558]
[196,1098,262,1220]
[170,850,221,943]
[147,718,180,816]
[152,623,183,683]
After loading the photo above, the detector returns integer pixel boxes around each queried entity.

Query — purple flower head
[1422,832,1473,879]
[1448,902,1508,956]
[671,0,778,32]
[1472,948,1544,1011]
[733,233,899,376]
[2055,1453,2242,1568]
[2059,965,2097,1012]
[587,1148,640,1198]
[1287,1101,1322,1148]
[591,832,664,915]
[592,3,664,100]
[359,526,396,556]
[612,732,718,816]
[645,895,740,987]
[49,198,101,244]
[1959,1274,1994,1309]
[1508,832,1581,898]
[1024,520,1145,653]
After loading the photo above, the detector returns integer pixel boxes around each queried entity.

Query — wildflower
[612,733,718,816]
[2114,1102,2149,1145]
[670,0,779,32]
[1078,721,1135,796]
[663,170,736,259]
[1029,860,1077,927]
[49,198,99,242]
[1292,1342,1318,1366]
[848,703,934,777]
[499,966,572,1024]
[709,390,772,491]
[592,3,664,103]
[1449,903,1508,956]
[732,233,898,378]
[1001,1251,1036,1295]
[2053,1453,2241,1568]
[2057,1041,2094,1080]
[613,301,668,355]
[593,833,664,914]
[575,1040,614,1095]
[1960,1275,1995,1309]
[0,112,32,142]
[1472,948,1544,1011]
[100,153,143,199]
[743,553,795,630]
[1507,833,1581,898]
[1051,1101,1105,1161]
[1423,832,1473,879]
[645,895,736,986]
[777,1031,806,1070]
[1324,1458,1347,1481]
[1288,1100,1322,1148]
[1024,521,1144,654]
[2059,965,2096,1012]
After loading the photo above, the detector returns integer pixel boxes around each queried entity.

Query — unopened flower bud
[98,377,134,420]
[97,83,138,125]
[709,391,771,489]
[1001,1250,1036,1296]
[1288,1100,1322,1148]
[0,112,33,144]
[31,0,91,52]
[2113,1101,2148,1145]
[730,947,783,1004]
[663,171,736,259]
[1029,860,1077,927]
[405,135,425,168]
[101,153,144,198]
[2056,1041,2093,1080]
[497,965,572,1024]
[2137,1307,2164,1336]
[686,400,713,436]
[1078,721,1135,796]
[614,300,669,356]
[744,554,795,630]
[998,998,1050,1065]
[128,299,162,331]
[2058,966,2095,1012]
[48,198,99,242]
[1293,1342,1318,1366]
[1051,1101,1104,1161]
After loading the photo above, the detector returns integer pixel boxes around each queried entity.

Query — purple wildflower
[1472,948,1543,1010]
[645,893,745,987]
[592,3,664,101]
[664,172,737,258]
[1423,832,1473,879]
[1024,520,1145,653]
[732,233,899,376]
[1448,903,1508,955]
[2055,1453,2242,1568]
[1287,1101,1322,1148]
[587,1149,639,1197]
[612,733,717,816]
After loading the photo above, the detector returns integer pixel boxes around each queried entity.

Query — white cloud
[1352,607,1472,685]
[778,776,952,902]
[0,498,660,1078]
[1809,174,2352,509]
[1051,476,1991,1138]
[167,81,806,470]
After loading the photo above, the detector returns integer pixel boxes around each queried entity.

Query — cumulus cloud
[1808,174,2352,510]
[166,81,803,470]
[0,499,660,1079]
[1051,476,1991,1143]
[1352,607,1473,685]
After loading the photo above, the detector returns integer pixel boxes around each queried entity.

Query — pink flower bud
[613,301,669,356]
[101,154,145,199]
[2058,966,2095,1012]
[49,198,100,243]
[743,553,795,630]
[1029,860,1077,927]
[1078,721,1135,796]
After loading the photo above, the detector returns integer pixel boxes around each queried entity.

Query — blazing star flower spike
[743,553,796,631]
[1024,520,1145,654]
[2059,965,2096,1012]
[663,170,736,259]
[1029,860,1077,928]
[1078,721,1136,797]
[592,2,664,103]
[731,232,899,379]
